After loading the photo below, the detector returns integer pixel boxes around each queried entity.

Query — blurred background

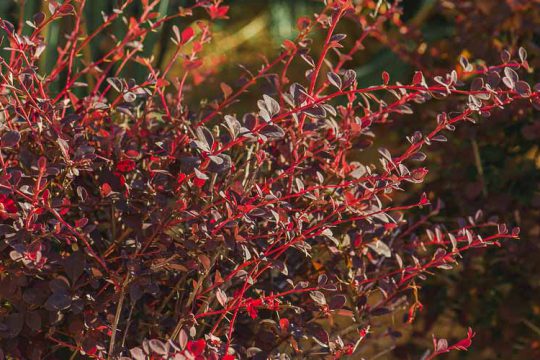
[1,0,539,358]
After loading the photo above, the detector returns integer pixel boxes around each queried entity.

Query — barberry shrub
[0,1,537,359]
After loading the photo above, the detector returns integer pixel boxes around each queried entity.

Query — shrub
[0,0,537,359]
[368,2,540,357]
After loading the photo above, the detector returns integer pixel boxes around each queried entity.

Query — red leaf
[246,300,259,319]
[181,27,194,45]
[0,194,17,220]
[85,346,97,356]
[382,71,390,85]
[184,59,203,70]
[412,71,424,85]
[75,218,88,228]
[193,41,203,52]
[279,318,289,332]
[186,339,206,356]
[58,4,74,14]
[193,177,206,188]
[125,150,140,158]
[116,159,136,173]
[101,183,112,197]
[156,78,170,88]
[208,5,229,19]
[283,39,297,52]
[38,156,47,171]
[419,192,429,206]
[450,327,475,351]
[297,16,311,31]
[0,194,17,214]
[177,173,187,184]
